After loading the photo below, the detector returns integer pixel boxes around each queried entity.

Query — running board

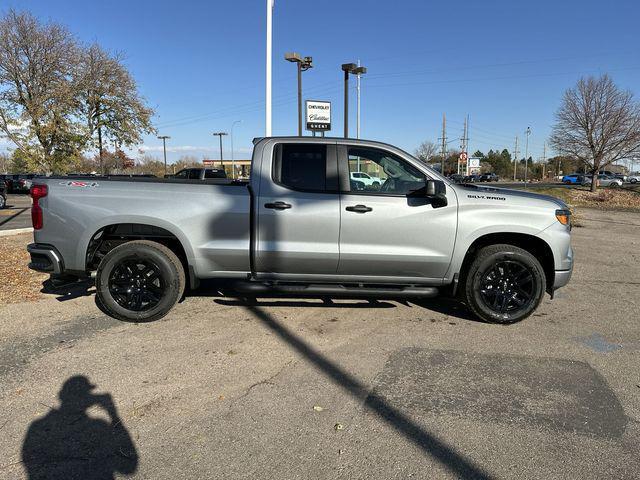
[228,282,439,299]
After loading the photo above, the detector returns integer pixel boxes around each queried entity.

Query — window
[174,170,188,179]
[347,147,425,195]
[204,169,226,179]
[274,144,327,191]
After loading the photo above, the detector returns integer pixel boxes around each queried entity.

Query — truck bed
[33,176,253,278]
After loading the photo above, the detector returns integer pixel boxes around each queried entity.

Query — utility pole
[158,135,170,176]
[542,142,546,181]
[356,59,361,139]
[212,132,228,163]
[439,113,447,175]
[230,120,241,179]
[460,115,469,175]
[524,127,531,186]
[513,136,519,181]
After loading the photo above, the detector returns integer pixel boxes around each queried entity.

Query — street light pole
[285,53,313,136]
[341,63,366,139]
[343,66,350,138]
[230,121,241,179]
[157,135,170,176]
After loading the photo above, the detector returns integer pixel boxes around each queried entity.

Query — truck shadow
[40,277,95,302]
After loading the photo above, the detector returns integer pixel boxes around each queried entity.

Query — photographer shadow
[22,376,138,480]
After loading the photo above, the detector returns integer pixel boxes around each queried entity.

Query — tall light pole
[157,135,170,175]
[265,0,273,137]
[285,52,313,136]
[230,120,241,179]
[342,63,366,139]
[524,127,531,186]
[356,60,367,139]
[212,132,228,167]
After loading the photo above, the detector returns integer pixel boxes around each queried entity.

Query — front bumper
[27,243,64,274]
[553,243,573,290]
[553,268,572,289]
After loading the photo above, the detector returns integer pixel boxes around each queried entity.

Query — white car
[628,174,640,184]
[350,171,382,186]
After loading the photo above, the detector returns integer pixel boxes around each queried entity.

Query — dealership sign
[305,100,331,131]
[468,157,481,168]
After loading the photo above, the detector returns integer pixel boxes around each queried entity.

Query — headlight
[555,209,571,227]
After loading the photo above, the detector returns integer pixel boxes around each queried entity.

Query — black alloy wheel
[108,258,166,312]
[462,244,546,324]
[96,240,185,322]
[478,260,535,315]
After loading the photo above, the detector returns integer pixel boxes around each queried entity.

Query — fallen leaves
[0,233,47,305]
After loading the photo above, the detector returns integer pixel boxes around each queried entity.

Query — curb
[0,227,33,237]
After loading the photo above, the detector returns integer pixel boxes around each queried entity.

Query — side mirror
[425,179,448,208]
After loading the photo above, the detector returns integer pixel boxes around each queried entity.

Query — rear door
[255,142,340,276]
[337,144,457,281]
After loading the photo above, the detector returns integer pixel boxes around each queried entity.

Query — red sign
[203,159,217,166]
[459,152,468,162]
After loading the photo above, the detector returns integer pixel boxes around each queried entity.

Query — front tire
[95,240,185,322]
[462,244,546,324]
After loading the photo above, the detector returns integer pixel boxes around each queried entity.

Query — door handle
[345,204,372,213]
[264,201,292,210]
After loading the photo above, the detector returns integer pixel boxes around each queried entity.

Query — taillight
[30,184,48,230]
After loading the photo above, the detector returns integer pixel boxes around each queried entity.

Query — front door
[256,142,340,276]
[337,145,457,281]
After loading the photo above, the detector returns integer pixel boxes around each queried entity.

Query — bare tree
[0,10,81,172]
[78,44,155,174]
[550,75,640,191]
[414,140,439,164]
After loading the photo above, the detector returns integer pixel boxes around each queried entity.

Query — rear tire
[95,240,185,322]
[462,244,546,324]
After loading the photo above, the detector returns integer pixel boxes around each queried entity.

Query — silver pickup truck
[27,137,573,324]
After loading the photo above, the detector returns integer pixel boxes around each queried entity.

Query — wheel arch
[457,232,555,294]
[84,221,198,289]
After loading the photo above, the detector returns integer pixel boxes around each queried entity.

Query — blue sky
[2,0,639,163]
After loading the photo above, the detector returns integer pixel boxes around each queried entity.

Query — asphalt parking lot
[0,194,32,232]
[1,208,639,479]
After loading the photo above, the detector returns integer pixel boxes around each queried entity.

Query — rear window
[204,169,226,179]
[274,144,327,192]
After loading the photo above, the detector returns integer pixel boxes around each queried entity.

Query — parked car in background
[627,174,640,184]
[583,174,623,187]
[0,174,11,192]
[464,174,482,183]
[350,171,382,187]
[479,173,499,182]
[447,174,465,183]
[561,173,586,185]
[612,173,627,182]
[10,174,36,193]
[0,181,6,209]
[172,168,227,180]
